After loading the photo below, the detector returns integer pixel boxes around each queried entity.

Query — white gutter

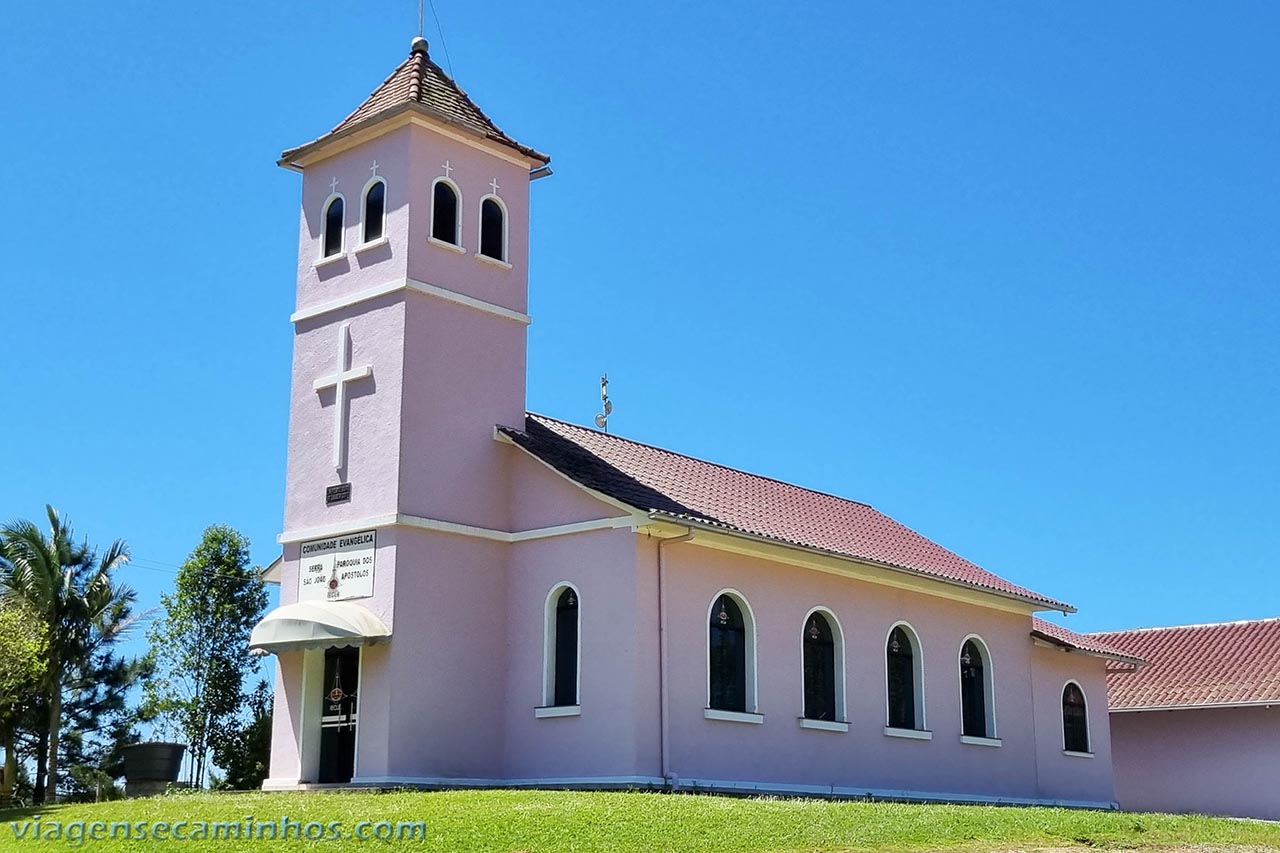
[1111,699,1279,713]
[657,528,695,789]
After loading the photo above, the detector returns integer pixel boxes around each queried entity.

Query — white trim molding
[542,582,582,708]
[318,191,347,261]
[534,705,581,719]
[884,726,932,741]
[1061,678,1091,754]
[706,589,759,715]
[799,718,849,733]
[429,235,467,254]
[354,235,389,254]
[477,192,509,264]
[960,735,1002,748]
[799,606,847,726]
[278,513,634,545]
[1062,750,1095,759]
[704,709,764,725]
[957,633,998,740]
[360,176,387,245]
[291,276,530,326]
[430,176,463,247]
[884,621,927,732]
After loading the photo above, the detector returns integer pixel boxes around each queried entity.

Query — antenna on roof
[593,374,613,433]
[418,0,424,37]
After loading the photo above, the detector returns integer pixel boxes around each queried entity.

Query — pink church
[249,38,1139,806]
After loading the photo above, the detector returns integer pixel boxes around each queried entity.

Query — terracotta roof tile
[281,41,548,166]
[1031,617,1144,664]
[504,414,1072,611]
[1090,618,1280,710]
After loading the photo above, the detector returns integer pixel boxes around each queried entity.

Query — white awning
[249,601,391,654]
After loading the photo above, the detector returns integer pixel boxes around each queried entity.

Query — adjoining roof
[1031,617,1145,666]
[280,38,549,168]
[501,413,1072,612]
[1089,618,1280,710]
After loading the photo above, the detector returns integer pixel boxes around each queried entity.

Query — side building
[1092,618,1280,820]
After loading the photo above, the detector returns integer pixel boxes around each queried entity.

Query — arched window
[959,638,995,738]
[432,179,460,245]
[803,611,837,721]
[479,196,507,262]
[886,624,924,730]
[322,196,345,258]
[543,585,579,707]
[362,179,386,244]
[708,593,754,713]
[1062,681,1090,753]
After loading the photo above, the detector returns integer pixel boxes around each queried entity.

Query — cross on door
[313,323,373,471]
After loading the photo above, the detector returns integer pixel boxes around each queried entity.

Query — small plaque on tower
[326,483,352,505]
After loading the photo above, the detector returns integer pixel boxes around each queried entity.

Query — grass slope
[2,789,1275,852]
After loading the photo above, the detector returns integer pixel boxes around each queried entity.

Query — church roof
[280,38,549,168]
[1089,618,1280,710]
[503,413,1073,612]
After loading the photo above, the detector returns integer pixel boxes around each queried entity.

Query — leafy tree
[57,652,151,802]
[210,680,273,790]
[0,506,135,804]
[0,598,47,805]
[142,525,267,788]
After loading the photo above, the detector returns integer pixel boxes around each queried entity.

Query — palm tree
[0,506,134,804]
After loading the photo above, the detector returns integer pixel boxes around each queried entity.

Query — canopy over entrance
[249,601,391,654]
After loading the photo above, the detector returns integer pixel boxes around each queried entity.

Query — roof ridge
[1088,616,1280,636]
[526,412,876,510]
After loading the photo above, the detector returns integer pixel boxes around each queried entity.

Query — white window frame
[957,633,998,742]
[705,588,758,715]
[799,606,847,724]
[884,620,927,733]
[429,177,463,250]
[476,193,510,267]
[540,581,581,712]
[359,176,388,247]
[318,192,347,262]
[1061,679,1092,755]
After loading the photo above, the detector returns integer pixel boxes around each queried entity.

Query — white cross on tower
[369,160,380,177]
[441,160,453,178]
[489,177,501,195]
[329,176,340,193]
[313,322,373,471]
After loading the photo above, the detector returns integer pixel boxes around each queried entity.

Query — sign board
[298,530,376,602]
[325,483,352,506]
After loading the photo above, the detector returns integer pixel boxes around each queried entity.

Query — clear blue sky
[3,1,1277,661]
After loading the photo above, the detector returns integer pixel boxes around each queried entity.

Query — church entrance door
[318,646,359,784]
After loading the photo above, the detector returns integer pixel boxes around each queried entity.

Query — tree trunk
[44,654,61,805]
[1,725,16,807]
[33,728,48,805]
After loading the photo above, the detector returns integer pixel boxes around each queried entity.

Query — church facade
[250,38,1138,806]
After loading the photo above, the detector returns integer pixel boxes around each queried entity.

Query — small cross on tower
[489,177,501,195]
[329,176,340,194]
[369,160,380,177]
[442,160,453,178]
[313,323,373,472]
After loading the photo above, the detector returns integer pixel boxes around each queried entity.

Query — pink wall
[1111,705,1280,819]
[1028,646,1114,804]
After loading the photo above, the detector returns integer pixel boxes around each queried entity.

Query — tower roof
[280,38,549,168]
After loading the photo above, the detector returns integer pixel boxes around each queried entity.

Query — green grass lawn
[1,789,1275,852]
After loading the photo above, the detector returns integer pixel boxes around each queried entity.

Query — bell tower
[264,37,550,787]
[278,35,550,538]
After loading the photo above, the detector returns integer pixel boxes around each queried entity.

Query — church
[248,37,1140,806]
